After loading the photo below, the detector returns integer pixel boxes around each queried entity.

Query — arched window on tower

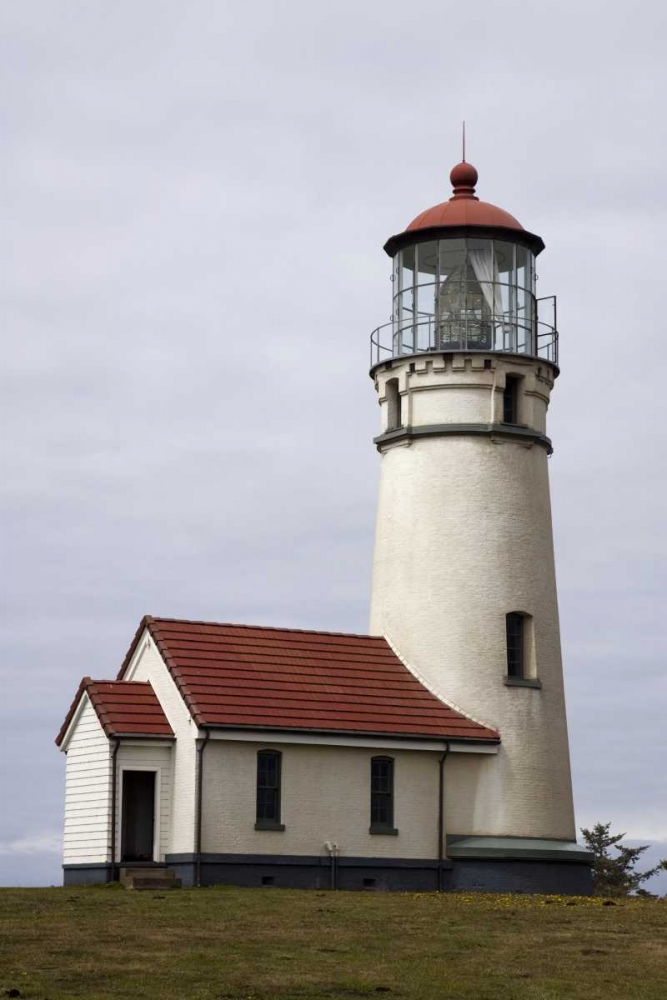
[386,378,402,430]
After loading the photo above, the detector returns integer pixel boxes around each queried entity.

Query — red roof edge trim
[143,615,383,642]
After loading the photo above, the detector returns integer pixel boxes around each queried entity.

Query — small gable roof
[56,677,174,746]
[119,616,499,743]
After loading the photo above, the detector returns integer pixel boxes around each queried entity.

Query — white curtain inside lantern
[467,249,504,321]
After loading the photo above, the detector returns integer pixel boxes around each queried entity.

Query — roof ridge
[150,615,385,642]
[89,678,151,686]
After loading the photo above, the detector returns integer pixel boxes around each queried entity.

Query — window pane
[415,281,436,352]
[506,614,524,678]
[257,752,281,823]
[397,247,416,354]
[392,253,401,354]
[371,758,394,827]
[438,238,466,280]
[415,243,437,350]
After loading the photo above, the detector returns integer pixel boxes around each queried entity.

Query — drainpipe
[437,742,450,892]
[195,729,210,888]
[110,738,120,882]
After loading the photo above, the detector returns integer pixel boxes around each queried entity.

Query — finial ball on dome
[450,161,478,190]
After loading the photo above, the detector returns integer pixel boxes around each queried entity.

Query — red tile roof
[55,677,174,746]
[117,616,498,743]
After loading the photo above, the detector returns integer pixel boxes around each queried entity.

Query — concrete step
[119,866,181,890]
[128,875,181,890]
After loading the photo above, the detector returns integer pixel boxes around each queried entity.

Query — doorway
[121,770,156,862]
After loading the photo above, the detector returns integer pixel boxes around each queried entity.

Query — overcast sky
[1,0,666,890]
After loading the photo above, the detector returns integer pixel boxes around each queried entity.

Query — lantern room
[370,162,558,368]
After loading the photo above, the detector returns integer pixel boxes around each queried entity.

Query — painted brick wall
[201,740,441,859]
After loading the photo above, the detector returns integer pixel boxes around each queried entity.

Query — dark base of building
[63,841,593,895]
[63,862,115,885]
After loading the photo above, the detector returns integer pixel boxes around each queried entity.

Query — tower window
[370,756,397,833]
[503,375,521,424]
[255,750,284,830]
[506,613,527,678]
[386,378,401,430]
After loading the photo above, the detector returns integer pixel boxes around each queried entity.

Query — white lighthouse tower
[369,159,587,888]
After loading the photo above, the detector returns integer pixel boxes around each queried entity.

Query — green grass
[1,886,666,1000]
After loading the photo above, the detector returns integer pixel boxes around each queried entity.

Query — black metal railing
[370,295,558,368]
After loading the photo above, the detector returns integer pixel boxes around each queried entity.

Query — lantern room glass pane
[415,241,438,351]
[398,246,416,353]
[465,238,494,350]
[492,241,516,351]
[437,239,466,350]
[381,237,540,363]
[516,245,534,354]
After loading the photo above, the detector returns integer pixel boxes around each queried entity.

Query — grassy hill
[1,886,666,1000]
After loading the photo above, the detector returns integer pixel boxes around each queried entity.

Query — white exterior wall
[370,353,575,841]
[202,740,440,859]
[115,743,173,862]
[123,630,197,854]
[62,695,112,865]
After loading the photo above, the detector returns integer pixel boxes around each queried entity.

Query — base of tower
[448,858,592,895]
[446,836,593,894]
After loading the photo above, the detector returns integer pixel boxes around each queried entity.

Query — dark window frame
[386,377,402,430]
[506,612,526,679]
[503,374,521,424]
[255,749,285,831]
[369,756,398,835]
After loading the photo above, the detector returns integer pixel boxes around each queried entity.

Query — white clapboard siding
[123,632,196,855]
[62,696,111,865]
[115,744,173,862]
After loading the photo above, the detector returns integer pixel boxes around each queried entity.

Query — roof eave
[109,732,176,742]
[195,722,500,744]
[383,223,545,258]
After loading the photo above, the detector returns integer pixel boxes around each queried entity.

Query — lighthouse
[55,155,592,896]
[369,160,583,874]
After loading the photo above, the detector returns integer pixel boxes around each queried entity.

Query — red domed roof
[407,161,523,232]
[383,161,544,257]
